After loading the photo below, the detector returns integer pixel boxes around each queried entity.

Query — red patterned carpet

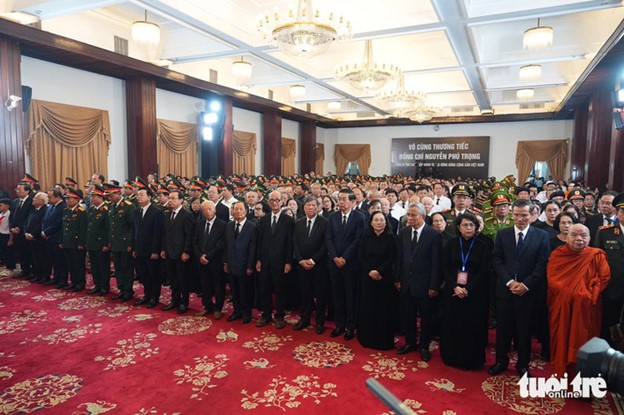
[0,266,617,415]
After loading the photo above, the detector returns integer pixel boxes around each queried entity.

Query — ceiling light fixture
[132,10,160,49]
[376,74,425,117]
[523,18,553,50]
[232,57,252,84]
[327,101,342,111]
[519,64,542,81]
[289,84,306,100]
[407,100,441,123]
[335,40,400,91]
[516,88,535,100]
[258,0,351,57]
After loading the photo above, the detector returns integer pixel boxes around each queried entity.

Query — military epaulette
[598,224,615,230]
[77,207,85,211]
[440,209,452,213]
[124,200,132,206]
[101,205,108,211]
[485,216,495,222]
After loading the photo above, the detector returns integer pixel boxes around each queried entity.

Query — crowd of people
[0,171,622,381]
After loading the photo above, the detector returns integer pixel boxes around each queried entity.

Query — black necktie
[16,199,23,215]
[235,222,240,238]
[606,217,613,225]
[436,198,440,205]
[307,219,312,237]
[517,232,524,253]
[411,229,418,252]
[272,215,277,232]
[171,211,176,221]
[204,221,210,237]
[342,215,347,227]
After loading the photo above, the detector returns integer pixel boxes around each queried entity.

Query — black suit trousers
[135,255,161,302]
[229,272,254,319]
[495,295,534,369]
[28,238,50,277]
[166,257,190,306]
[47,242,67,284]
[259,264,287,320]
[14,233,32,274]
[298,264,327,325]
[199,263,226,312]
[400,292,432,348]
[330,267,359,331]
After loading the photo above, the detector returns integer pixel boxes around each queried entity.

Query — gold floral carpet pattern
[0,266,617,415]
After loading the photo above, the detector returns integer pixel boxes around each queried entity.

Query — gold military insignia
[124,200,132,206]
[78,207,85,211]
[598,224,615,230]
[101,205,108,211]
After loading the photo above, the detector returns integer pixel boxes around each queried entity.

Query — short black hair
[338,188,355,201]
[0,198,11,206]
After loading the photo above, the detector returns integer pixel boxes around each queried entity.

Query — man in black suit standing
[133,188,164,308]
[24,192,50,283]
[207,185,230,222]
[255,191,294,329]
[9,182,33,278]
[488,199,550,377]
[41,189,67,287]
[194,200,227,319]
[395,202,442,361]
[224,201,257,324]
[293,196,328,334]
[586,191,617,244]
[160,190,195,314]
[326,188,365,340]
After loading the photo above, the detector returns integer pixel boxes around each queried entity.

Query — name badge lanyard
[459,237,475,272]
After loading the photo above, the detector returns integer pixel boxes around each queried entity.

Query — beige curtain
[516,140,568,183]
[281,138,296,176]
[315,143,325,176]
[232,130,257,174]
[25,99,111,191]
[334,144,371,175]
[157,119,198,179]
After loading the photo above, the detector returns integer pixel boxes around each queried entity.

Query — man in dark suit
[161,190,195,314]
[193,200,227,319]
[587,191,617,244]
[326,188,365,340]
[224,201,257,323]
[293,196,328,334]
[395,202,442,361]
[133,188,164,308]
[9,182,33,277]
[208,185,230,222]
[24,192,50,283]
[255,191,295,329]
[353,188,369,219]
[41,189,67,287]
[488,199,550,377]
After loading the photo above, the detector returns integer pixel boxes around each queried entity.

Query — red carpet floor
[0,266,617,415]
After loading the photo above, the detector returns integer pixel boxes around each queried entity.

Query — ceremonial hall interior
[1,0,624,414]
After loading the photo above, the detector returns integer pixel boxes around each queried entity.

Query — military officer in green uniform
[106,184,136,302]
[441,182,479,237]
[482,191,514,240]
[86,185,110,295]
[60,189,88,292]
[593,192,624,341]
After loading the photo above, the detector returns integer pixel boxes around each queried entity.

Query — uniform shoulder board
[124,200,132,206]
[101,205,108,211]
[485,216,494,222]
[77,207,85,212]
[598,224,615,230]
[440,209,451,213]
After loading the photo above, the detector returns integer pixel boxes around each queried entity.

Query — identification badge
[457,271,468,285]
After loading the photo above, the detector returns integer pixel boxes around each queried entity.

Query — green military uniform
[61,204,88,291]
[482,214,514,240]
[86,201,110,294]
[109,196,136,300]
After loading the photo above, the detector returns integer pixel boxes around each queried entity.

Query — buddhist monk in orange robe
[548,224,610,377]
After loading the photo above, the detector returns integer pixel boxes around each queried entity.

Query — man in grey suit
[488,199,550,377]
[395,202,442,361]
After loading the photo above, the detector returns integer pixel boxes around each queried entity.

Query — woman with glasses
[550,211,579,251]
[440,212,491,370]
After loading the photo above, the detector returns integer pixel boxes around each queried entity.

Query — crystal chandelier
[336,40,400,91]
[258,0,351,57]
[132,11,160,49]
[407,102,441,123]
[376,74,426,117]
[523,18,553,50]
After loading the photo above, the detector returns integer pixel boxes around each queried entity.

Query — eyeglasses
[460,223,476,228]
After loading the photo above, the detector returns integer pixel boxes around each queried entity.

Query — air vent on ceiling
[451,106,474,113]
[114,36,128,56]
[209,69,218,83]
[357,112,376,118]
[519,103,545,110]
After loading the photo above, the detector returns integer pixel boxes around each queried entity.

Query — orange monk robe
[547,245,610,377]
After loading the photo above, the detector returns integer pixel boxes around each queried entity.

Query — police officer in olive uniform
[441,183,479,237]
[86,185,111,295]
[482,191,514,240]
[594,192,624,342]
[567,188,586,223]
[106,184,136,302]
[60,189,88,292]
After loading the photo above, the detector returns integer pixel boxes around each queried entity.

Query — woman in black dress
[357,211,397,350]
[440,212,491,370]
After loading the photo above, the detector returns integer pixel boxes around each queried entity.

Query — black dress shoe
[517,367,531,377]
[120,295,133,303]
[488,362,508,376]
[177,304,188,314]
[420,348,431,362]
[87,287,100,294]
[293,321,309,331]
[71,285,84,292]
[256,318,271,328]
[344,329,355,341]
[135,297,149,306]
[98,289,109,296]
[146,299,159,308]
[62,284,74,290]
[161,303,178,311]
[227,313,241,322]
[111,293,124,300]
[41,279,54,286]
[330,327,345,338]
[242,316,251,324]
[315,325,325,335]
[397,344,416,355]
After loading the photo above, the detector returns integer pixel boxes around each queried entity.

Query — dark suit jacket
[133,204,164,257]
[9,195,33,231]
[42,201,66,244]
[257,212,294,268]
[193,217,226,271]
[326,210,365,272]
[587,213,615,244]
[216,202,230,223]
[162,208,195,259]
[396,224,442,297]
[25,206,46,240]
[492,225,550,299]
[294,215,328,265]
[594,221,624,301]
[224,220,257,276]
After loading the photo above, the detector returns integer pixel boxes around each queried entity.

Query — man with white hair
[421,196,441,216]
[24,192,50,283]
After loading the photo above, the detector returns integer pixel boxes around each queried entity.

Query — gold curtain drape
[232,130,257,174]
[315,143,325,175]
[281,137,296,176]
[156,119,198,178]
[516,140,568,183]
[334,144,371,175]
[25,99,111,191]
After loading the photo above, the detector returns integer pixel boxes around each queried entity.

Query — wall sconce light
[5,95,21,111]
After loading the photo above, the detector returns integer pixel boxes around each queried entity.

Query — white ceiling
[4,0,624,121]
